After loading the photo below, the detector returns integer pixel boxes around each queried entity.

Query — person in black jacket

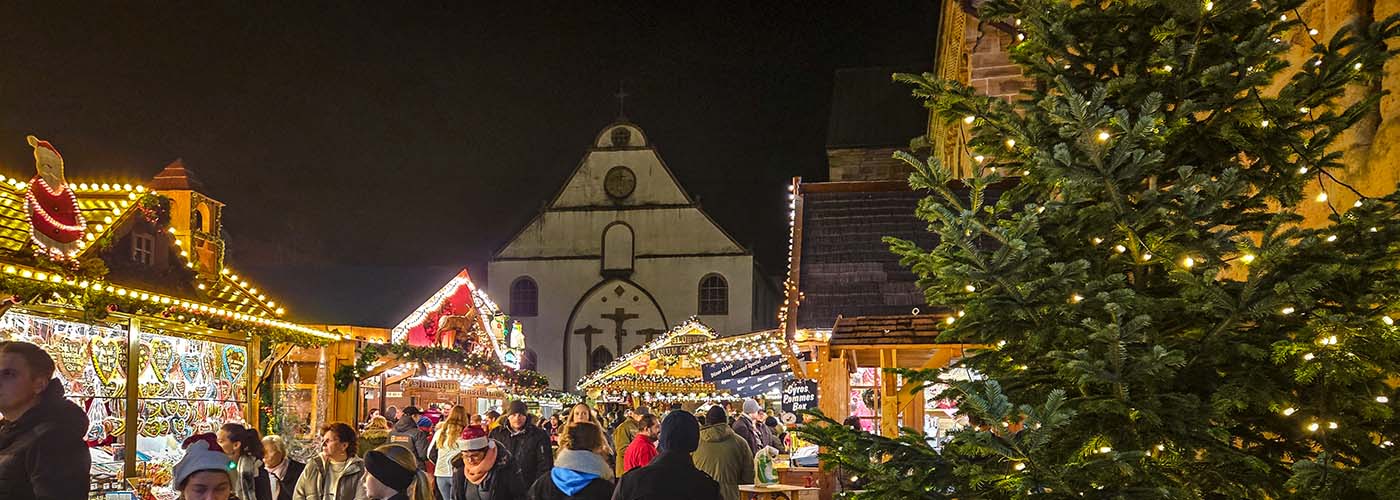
[263,435,306,500]
[0,341,90,500]
[489,400,553,490]
[612,411,719,500]
[528,421,614,500]
[453,425,527,500]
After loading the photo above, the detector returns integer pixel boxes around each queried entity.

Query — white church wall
[487,258,599,389]
[632,254,755,337]
[497,209,746,259]
[551,149,691,208]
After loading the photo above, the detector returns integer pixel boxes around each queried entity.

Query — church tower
[150,160,225,278]
[489,120,778,391]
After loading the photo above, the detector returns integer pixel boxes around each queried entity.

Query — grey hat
[742,398,761,414]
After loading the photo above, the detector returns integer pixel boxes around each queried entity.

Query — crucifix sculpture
[601,307,639,355]
[615,81,629,119]
[573,325,602,369]
[637,328,665,344]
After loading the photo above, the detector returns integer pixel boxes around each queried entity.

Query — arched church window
[511,277,538,317]
[610,127,632,147]
[698,274,728,315]
[191,209,204,232]
[590,346,614,372]
[602,223,634,272]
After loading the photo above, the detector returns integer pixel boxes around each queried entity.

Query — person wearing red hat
[450,425,525,500]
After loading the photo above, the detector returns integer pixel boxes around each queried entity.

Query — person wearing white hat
[172,433,236,500]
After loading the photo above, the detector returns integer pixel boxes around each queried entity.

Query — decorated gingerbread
[23,136,85,257]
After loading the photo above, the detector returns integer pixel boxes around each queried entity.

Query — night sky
[0,2,938,325]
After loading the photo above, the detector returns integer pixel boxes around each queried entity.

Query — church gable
[549,122,693,208]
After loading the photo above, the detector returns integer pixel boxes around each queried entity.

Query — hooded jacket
[489,416,553,489]
[357,427,390,458]
[0,378,90,500]
[611,451,720,500]
[692,424,754,500]
[525,449,614,500]
[390,414,430,463]
[291,455,367,500]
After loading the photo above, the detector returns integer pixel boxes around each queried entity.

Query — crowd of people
[0,340,802,500]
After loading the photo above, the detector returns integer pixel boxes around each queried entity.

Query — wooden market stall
[0,137,339,495]
[578,319,798,409]
[340,268,552,417]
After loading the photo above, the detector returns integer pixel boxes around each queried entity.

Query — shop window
[132,233,154,265]
[590,346,613,372]
[511,277,538,317]
[698,274,728,315]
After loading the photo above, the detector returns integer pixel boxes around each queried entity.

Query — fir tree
[799,0,1400,498]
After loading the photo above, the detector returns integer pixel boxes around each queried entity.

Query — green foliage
[332,342,550,392]
[802,0,1400,497]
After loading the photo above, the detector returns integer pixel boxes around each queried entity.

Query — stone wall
[826,146,912,182]
[965,20,1032,101]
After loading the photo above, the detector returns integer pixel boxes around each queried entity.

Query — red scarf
[464,443,498,485]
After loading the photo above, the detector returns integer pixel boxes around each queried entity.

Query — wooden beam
[256,343,295,388]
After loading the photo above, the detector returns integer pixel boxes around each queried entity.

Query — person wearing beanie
[730,398,771,456]
[173,434,236,499]
[451,425,526,500]
[612,412,719,500]
[526,421,614,500]
[390,406,430,466]
[488,400,553,490]
[693,406,754,500]
[363,444,431,500]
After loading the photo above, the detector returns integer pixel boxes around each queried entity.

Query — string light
[964,115,976,124]
[1377,396,1390,403]
[1241,254,1256,264]
[1006,139,1017,148]
[1096,130,1111,142]
[1303,353,1314,360]
[965,284,977,292]
[1070,293,1084,304]
[1315,192,1328,202]
[1283,407,1297,416]
[1181,256,1195,268]
[1383,315,1394,326]
[1282,307,1296,315]
[1307,422,1319,432]
[1114,244,1127,253]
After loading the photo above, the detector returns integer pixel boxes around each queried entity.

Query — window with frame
[610,127,632,147]
[590,346,613,373]
[510,277,539,317]
[132,233,154,265]
[698,274,728,315]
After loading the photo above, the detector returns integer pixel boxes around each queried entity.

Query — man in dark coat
[390,405,431,465]
[730,398,770,455]
[489,400,553,490]
[0,341,91,500]
[612,411,720,500]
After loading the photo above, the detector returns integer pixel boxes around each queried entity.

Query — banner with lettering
[701,355,787,382]
[782,379,819,414]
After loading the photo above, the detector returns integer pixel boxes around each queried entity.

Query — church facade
[487,121,779,391]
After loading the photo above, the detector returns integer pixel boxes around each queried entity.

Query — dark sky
[0,2,938,325]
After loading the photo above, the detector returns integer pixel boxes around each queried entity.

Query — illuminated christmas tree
[799,0,1400,497]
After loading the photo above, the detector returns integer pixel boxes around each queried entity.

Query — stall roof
[831,313,951,346]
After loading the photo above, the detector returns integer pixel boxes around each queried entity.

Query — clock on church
[604,166,636,200]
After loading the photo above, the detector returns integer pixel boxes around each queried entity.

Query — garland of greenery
[332,343,549,391]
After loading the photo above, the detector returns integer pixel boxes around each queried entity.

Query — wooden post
[124,317,141,479]
[246,336,261,430]
[879,349,900,438]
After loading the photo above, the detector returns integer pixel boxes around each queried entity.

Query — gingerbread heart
[222,346,247,383]
[51,333,87,380]
[90,336,122,387]
[150,339,176,381]
[180,352,201,384]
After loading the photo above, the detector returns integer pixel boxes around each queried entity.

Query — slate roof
[830,314,950,346]
[826,66,932,149]
[794,181,937,329]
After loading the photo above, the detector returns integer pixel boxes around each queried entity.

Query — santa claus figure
[24,135,85,257]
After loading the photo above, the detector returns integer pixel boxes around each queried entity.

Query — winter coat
[692,424,753,500]
[609,419,639,477]
[526,449,614,500]
[292,456,368,500]
[611,451,720,500]
[0,378,90,500]
[621,434,657,473]
[270,459,307,500]
[357,427,390,458]
[451,441,528,500]
[489,418,553,489]
[730,416,768,456]
[390,415,431,463]
[232,454,275,500]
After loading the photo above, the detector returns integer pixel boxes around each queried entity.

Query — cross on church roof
[615,81,629,120]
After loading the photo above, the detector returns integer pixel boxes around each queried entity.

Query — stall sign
[782,378,819,414]
[701,355,785,382]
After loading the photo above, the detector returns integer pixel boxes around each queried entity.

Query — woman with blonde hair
[528,421,614,499]
[562,403,612,457]
[431,405,469,499]
[363,444,431,500]
[359,415,392,458]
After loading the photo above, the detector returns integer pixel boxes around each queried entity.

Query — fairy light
[1013,462,1026,471]
[964,115,976,124]
[1091,237,1103,245]
[1260,120,1270,127]
[965,284,977,292]
[1070,293,1084,304]
[1096,130,1111,142]
[1315,192,1328,202]
[1181,256,1195,268]
[1114,244,1127,253]
[1299,166,1309,174]
[1303,353,1315,361]
[1141,252,1153,261]
[1325,235,1337,242]
[1307,422,1319,432]
[1378,396,1391,403]
[1283,407,1297,416]
[1241,254,1255,264]
[1384,315,1394,326]
[1098,446,1112,454]
[1282,307,1296,315]
[1204,0,1213,10]
[1006,139,1017,148]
